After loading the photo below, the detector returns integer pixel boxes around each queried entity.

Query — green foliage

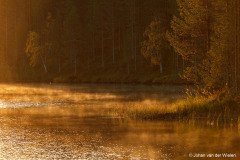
[201,0,238,92]
[165,0,240,94]
[141,18,166,66]
[25,32,41,67]
[167,0,210,83]
[25,12,55,73]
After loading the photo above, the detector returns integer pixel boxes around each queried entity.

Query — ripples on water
[0,83,239,159]
[0,116,176,159]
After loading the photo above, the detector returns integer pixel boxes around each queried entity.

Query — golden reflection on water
[1,117,240,159]
[0,83,239,159]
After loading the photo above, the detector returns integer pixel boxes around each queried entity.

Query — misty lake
[0,83,239,159]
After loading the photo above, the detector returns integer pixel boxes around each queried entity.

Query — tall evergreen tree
[167,0,211,84]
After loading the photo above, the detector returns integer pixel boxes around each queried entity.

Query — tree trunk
[160,53,163,74]
[5,1,8,64]
[225,1,230,88]
[118,19,121,52]
[160,62,163,74]
[112,0,115,64]
[175,53,178,71]
[14,3,17,63]
[28,0,31,29]
[92,32,95,61]
[88,54,90,70]
[235,0,238,94]
[131,0,134,59]
[134,27,137,72]
[74,55,77,76]
[101,30,104,68]
[182,58,185,72]
[40,51,48,73]
[127,62,130,75]
[58,57,61,73]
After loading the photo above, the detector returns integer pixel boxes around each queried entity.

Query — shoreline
[0,80,192,88]
[113,92,240,123]
[10,79,191,86]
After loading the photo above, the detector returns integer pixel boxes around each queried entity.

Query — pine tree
[167,0,211,84]
[203,0,240,93]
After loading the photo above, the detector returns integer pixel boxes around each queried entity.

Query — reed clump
[114,90,240,121]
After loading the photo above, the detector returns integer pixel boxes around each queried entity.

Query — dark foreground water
[0,83,239,159]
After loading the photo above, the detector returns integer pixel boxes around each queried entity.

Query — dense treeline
[1,0,240,95]
[0,0,178,83]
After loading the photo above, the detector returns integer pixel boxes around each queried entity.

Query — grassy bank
[113,91,240,122]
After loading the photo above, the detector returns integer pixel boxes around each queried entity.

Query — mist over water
[0,83,239,159]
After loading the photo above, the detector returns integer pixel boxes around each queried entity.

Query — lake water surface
[0,83,239,159]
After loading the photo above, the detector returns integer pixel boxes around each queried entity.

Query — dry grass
[113,92,240,121]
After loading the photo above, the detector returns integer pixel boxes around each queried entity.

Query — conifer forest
[0,1,240,159]
[0,0,238,94]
